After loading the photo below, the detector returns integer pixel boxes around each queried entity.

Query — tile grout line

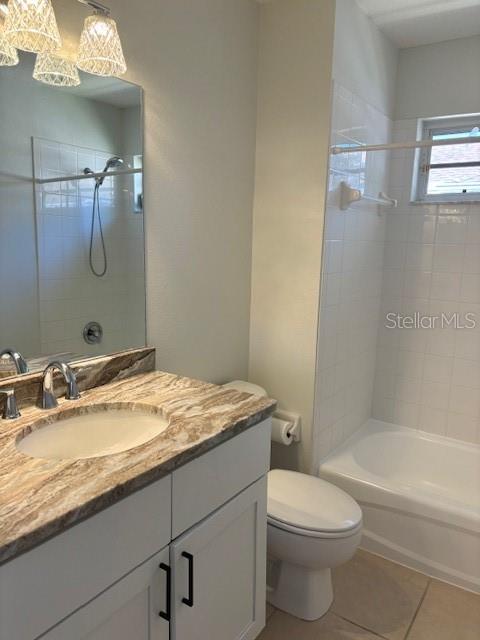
[404,578,431,640]
[333,612,390,640]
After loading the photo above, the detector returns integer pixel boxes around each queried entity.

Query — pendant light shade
[0,29,18,65]
[0,2,18,65]
[4,0,61,54]
[33,53,80,87]
[77,12,126,77]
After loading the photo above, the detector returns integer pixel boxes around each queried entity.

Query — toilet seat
[267,515,362,539]
[268,469,362,539]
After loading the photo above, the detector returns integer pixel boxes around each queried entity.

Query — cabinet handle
[181,551,194,607]
[159,563,171,621]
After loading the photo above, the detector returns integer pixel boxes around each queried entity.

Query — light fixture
[33,53,80,87]
[76,0,126,77]
[3,0,61,54]
[0,2,19,66]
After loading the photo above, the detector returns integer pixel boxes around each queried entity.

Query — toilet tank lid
[223,380,267,397]
[268,469,362,534]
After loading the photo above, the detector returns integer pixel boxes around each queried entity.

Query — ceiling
[357,0,480,48]
[72,73,141,109]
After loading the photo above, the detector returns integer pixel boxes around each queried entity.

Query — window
[415,116,480,202]
[133,154,143,212]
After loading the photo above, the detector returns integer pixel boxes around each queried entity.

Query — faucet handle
[0,389,21,420]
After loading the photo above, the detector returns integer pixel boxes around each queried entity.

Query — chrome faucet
[0,348,28,375]
[42,361,81,409]
[0,389,20,419]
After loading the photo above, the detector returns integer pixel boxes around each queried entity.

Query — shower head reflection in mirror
[83,156,125,278]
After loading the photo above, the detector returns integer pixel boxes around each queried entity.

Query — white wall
[249,0,335,472]
[333,0,398,118]
[395,35,480,120]
[21,0,260,383]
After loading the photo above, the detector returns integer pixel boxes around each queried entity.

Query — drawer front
[0,474,171,640]
[172,418,271,538]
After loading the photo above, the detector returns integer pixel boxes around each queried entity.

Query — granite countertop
[0,371,276,566]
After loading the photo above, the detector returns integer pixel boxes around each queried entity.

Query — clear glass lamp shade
[76,13,126,77]
[3,0,61,54]
[33,53,80,87]
[0,31,18,65]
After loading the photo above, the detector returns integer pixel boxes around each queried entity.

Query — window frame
[415,115,480,204]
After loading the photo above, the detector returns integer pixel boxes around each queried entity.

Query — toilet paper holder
[274,409,301,443]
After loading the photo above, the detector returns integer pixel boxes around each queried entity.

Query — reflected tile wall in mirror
[0,52,145,376]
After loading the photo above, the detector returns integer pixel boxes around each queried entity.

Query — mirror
[0,52,145,378]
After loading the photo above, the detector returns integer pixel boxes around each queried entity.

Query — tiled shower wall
[372,119,480,445]
[35,138,145,358]
[313,83,392,463]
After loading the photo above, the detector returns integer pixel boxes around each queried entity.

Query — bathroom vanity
[0,361,275,640]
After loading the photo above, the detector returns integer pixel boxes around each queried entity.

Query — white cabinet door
[41,548,170,640]
[1,474,172,640]
[171,477,267,640]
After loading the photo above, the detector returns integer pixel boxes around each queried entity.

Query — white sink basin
[17,407,169,460]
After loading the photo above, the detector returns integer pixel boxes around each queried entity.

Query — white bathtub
[319,419,480,593]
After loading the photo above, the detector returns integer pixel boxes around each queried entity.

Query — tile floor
[259,550,480,640]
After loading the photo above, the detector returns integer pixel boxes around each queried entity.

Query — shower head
[96,156,124,185]
[103,156,124,172]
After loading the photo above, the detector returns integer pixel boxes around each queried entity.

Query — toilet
[267,469,362,620]
[223,381,363,621]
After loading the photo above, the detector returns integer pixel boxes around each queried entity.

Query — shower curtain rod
[35,167,142,185]
[331,136,480,155]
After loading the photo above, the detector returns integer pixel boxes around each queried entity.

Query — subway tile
[433,244,465,273]
[406,243,434,270]
[395,375,421,404]
[396,350,424,380]
[404,270,432,299]
[435,215,467,244]
[452,357,480,388]
[418,405,447,436]
[460,273,480,304]
[384,241,407,269]
[449,385,480,418]
[372,396,396,422]
[426,329,456,357]
[466,213,480,244]
[421,381,450,411]
[423,354,453,384]
[407,213,436,244]
[430,272,461,301]
[455,331,480,360]
[463,244,480,274]
[446,413,479,443]
[394,400,420,428]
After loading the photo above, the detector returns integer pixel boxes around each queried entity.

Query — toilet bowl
[223,381,363,621]
[267,469,362,621]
